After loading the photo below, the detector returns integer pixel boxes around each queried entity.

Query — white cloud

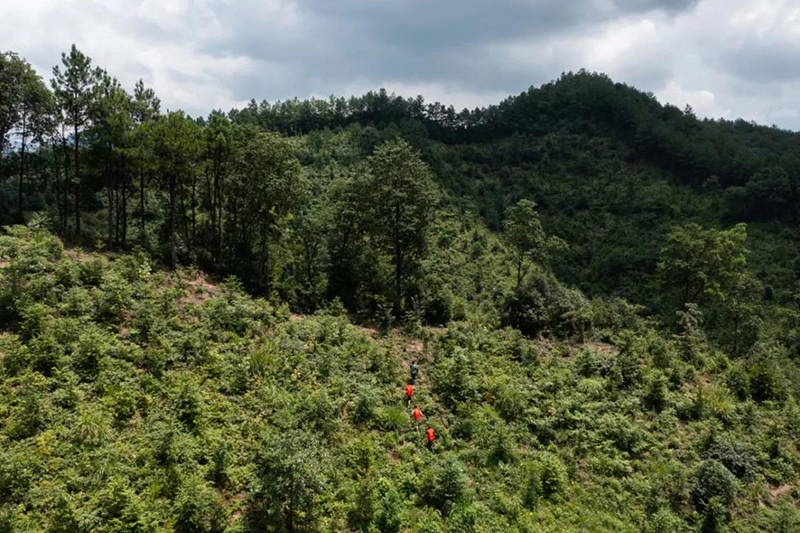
[341,81,509,111]
[2,0,800,128]
[657,81,731,118]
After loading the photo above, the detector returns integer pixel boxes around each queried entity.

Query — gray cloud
[1,0,799,129]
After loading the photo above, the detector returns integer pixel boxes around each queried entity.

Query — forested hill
[4,47,800,310]
[2,45,800,532]
[232,69,800,308]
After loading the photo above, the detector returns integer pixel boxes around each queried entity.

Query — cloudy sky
[2,0,800,129]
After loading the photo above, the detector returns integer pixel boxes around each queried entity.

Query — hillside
[3,47,800,532]
[1,228,799,532]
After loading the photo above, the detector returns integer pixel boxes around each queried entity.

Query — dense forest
[1,46,799,532]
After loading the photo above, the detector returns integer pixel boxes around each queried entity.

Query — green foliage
[361,139,438,314]
[421,457,468,516]
[432,347,479,408]
[692,460,737,511]
[4,46,800,531]
[248,433,326,533]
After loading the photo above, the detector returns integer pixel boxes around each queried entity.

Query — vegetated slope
[6,59,800,319]
[1,228,799,532]
[246,71,800,312]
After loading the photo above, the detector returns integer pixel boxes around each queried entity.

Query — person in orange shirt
[426,426,436,452]
[412,406,422,431]
[405,383,414,407]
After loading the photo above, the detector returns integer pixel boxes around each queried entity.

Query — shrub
[47,493,82,533]
[501,271,589,339]
[486,422,517,465]
[77,255,105,286]
[422,457,468,516]
[378,406,409,432]
[351,386,379,425]
[575,348,600,377]
[725,362,749,400]
[521,452,568,507]
[348,479,376,532]
[539,453,568,497]
[649,509,685,533]
[5,373,47,439]
[174,475,216,533]
[447,502,478,533]
[174,377,203,430]
[705,435,755,480]
[432,347,479,408]
[73,409,110,447]
[747,349,787,403]
[302,389,339,435]
[209,442,229,489]
[375,478,402,533]
[247,434,326,533]
[691,460,736,511]
[643,371,669,412]
[74,329,113,380]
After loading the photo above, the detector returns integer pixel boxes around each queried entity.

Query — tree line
[0,46,446,319]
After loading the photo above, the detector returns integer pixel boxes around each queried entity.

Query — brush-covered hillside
[1,227,799,533]
[3,46,800,533]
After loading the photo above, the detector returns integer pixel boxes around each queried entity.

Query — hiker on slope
[412,405,422,432]
[426,426,436,452]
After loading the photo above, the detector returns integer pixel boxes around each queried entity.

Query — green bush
[378,406,409,432]
[174,475,217,533]
[648,509,685,533]
[692,460,736,511]
[375,478,402,533]
[575,348,600,377]
[705,435,755,480]
[522,452,568,506]
[747,349,787,403]
[643,370,669,412]
[432,347,479,408]
[422,457,468,516]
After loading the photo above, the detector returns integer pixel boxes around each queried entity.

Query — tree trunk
[214,149,223,263]
[191,166,196,247]
[74,122,81,236]
[169,173,177,268]
[393,202,403,315]
[61,124,70,230]
[260,219,270,294]
[17,113,27,221]
[121,159,128,247]
[140,160,147,248]
[107,160,114,250]
[51,139,62,230]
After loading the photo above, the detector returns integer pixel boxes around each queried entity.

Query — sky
[2,0,800,130]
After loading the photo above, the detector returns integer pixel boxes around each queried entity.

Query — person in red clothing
[412,406,422,431]
[426,426,436,452]
[405,382,414,407]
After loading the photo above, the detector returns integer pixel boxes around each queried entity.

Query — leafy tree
[503,199,564,288]
[362,139,437,314]
[226,130,304,292]
[203,110,233,263]
[131,79,161,247]
[692,460,736,511]
[658,223,749,324]
[151,111,202,267]
[746,166,792,219]
[51,44,100,236]
[0,54,53,219]
[90,71,132,248]
[248,434,326,533]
